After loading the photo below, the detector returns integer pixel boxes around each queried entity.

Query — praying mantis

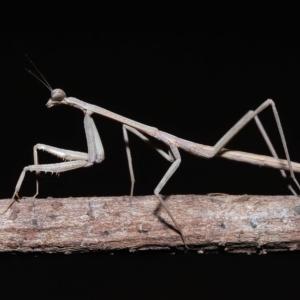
[3,65,300,248]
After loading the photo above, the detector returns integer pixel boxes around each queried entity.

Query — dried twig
[1,195,300,254]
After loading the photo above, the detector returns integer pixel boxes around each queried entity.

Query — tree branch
[1,195,300,254]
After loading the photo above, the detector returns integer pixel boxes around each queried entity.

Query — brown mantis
[3,66,300,248]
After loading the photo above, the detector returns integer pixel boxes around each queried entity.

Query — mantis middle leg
[123,125,186,246]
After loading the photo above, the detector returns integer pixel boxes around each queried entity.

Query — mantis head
[23,55,69,109]
[46,89,67,108]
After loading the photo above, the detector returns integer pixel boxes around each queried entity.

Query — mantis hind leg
[207,99,299,194]
[253,115,296,194]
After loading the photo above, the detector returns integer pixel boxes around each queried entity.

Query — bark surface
[1,195,300,254]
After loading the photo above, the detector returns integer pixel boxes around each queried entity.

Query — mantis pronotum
[3,64,300,248]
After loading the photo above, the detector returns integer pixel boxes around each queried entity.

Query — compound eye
[51,89,66,101]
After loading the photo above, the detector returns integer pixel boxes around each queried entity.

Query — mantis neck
[65,97,158,136]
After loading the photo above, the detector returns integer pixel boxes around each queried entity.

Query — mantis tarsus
[3,68,300,248]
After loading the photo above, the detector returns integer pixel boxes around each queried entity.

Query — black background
[1,11,300,297]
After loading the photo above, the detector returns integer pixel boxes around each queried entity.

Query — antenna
[24,68,52,91]
[21,50,53,91]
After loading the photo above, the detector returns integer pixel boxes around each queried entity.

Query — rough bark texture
[1,195,300,254]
